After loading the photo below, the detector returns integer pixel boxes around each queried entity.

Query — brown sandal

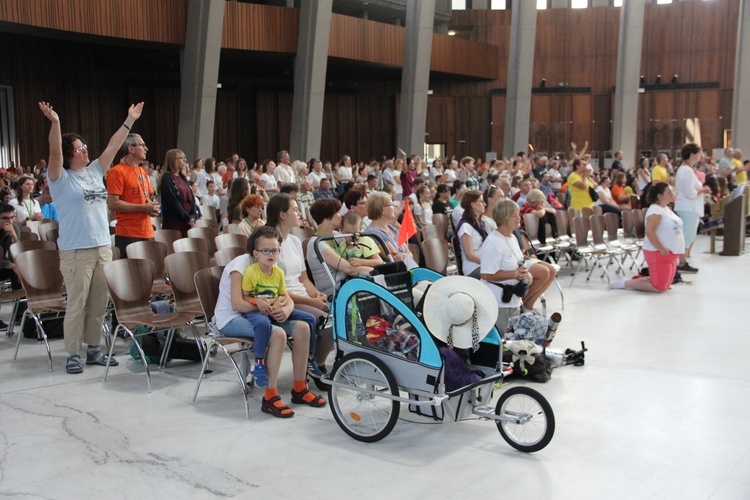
[262,395,294,418]
[291,388,327,407]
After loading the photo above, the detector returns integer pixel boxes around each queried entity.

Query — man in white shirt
[306,159,327,189]
[273,150,295,184]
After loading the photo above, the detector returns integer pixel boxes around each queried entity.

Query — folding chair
[102,259,203,392]
[13,249,66,370]
[191,266,254,418]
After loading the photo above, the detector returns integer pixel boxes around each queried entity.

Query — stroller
[311,233,555,452]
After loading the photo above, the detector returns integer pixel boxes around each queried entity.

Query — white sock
[609,277,627,289]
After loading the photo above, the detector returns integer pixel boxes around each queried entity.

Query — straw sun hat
[422,276,498,350]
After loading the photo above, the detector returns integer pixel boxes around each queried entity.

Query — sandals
[262,395,294,418]
[86,350,119,366]
[66,355,83,374]
[291,388,327,408]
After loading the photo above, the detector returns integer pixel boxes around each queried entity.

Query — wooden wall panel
[356,96,396,161]
[222,2,298,53]
[425,96,456,146]
[0,0,186,44]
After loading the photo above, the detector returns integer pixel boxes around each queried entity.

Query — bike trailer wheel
[495,386,555,452]
[328,351,400,443]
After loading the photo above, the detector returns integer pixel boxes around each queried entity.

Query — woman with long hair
[226,177,250,224]
[10,176,41,226]
[259,159,279,195]
[266,194,329,376]
[159,149,201,237]
[456,190,487,279]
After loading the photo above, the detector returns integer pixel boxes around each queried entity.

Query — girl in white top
[612,182,685,293]
[268,194,332,370]
[456,191,487,279]
[259,160,279,195]
[673,143,711,270]
[637,157,651,193]
[10,176,42,225]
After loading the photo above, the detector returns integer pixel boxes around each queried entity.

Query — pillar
[289,0,333,162]
[503,0,537,159]
[731,0,750,150]
[177,0,225,161]
[397,0,436,157]
[611,0,646,166]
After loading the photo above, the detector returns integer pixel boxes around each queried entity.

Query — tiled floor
[0,234,748,499]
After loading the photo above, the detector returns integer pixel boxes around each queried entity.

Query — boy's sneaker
[307,359,324,378]
[677,263,699,274]
[250,364,268,388]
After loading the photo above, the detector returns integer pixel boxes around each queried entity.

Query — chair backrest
[589,215,607,245]
[187,227,218,254]
[14,249,65,307]
[199,205,217,220]
[164,251,210,313]
[195,218,219,231]
[603,212,620,242]
[10,240,56,259]
[431,213,449,239]
[451,234,464,275]
[18,230,40,242]
[581,206,593,219]
[214,247,246,267]
[592,205,603,216]
[421,238,449,275]
[621,209,635,238]
[289,225,313,241]
[126,240,169,279]
[523,213,542,243]
[154,229,182,255]
[151,216,162,230]
[572,216,590,247]
[194,266,224,321]
[554,209,570,238]
[38,221,59,240]
[103,259,155,322]
[420,224,441,242]
[225,223,242,235]
[629,194,640,209]
[633,209,646,239]
[408,242,421,267]
[567,207,580,221]
[215,233,248,252]
[173,237,210,255]
[111,243,121,261]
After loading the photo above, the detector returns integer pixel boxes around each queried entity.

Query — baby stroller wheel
[328,352,400,443]
[495,386,555,452]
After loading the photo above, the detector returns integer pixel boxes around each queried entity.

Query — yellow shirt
[651,164,668,182]
[732,158,746,184]
[241,263,286,298]
[567,172,595,211]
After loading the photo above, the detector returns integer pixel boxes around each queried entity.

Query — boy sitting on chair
[242,226,326,418]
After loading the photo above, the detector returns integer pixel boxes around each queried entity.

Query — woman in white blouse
[10,176,42,226]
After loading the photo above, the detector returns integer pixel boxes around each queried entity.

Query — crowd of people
[3,101,745,417]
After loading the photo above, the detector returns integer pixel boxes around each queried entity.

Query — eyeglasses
[255,248,280,255]
[74,144,88,154]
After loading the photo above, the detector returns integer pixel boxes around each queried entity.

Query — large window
[452,0,467,10]
[537,0,548,9]
[490,0,507,9]
[571,0,589,7]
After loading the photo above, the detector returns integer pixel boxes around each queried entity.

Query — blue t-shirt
[48,159,111,251]
[40,202,59,222]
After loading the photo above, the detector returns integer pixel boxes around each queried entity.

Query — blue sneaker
[307,359,324,378]
[251,363,268,388]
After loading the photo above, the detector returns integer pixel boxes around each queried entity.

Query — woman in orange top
[610,172,630,209]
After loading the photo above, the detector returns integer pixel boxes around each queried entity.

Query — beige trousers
[59,245,112,354]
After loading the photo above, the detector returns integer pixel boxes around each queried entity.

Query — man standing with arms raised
[107,133,160,257]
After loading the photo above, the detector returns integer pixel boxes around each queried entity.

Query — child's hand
[255,297,273,314]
